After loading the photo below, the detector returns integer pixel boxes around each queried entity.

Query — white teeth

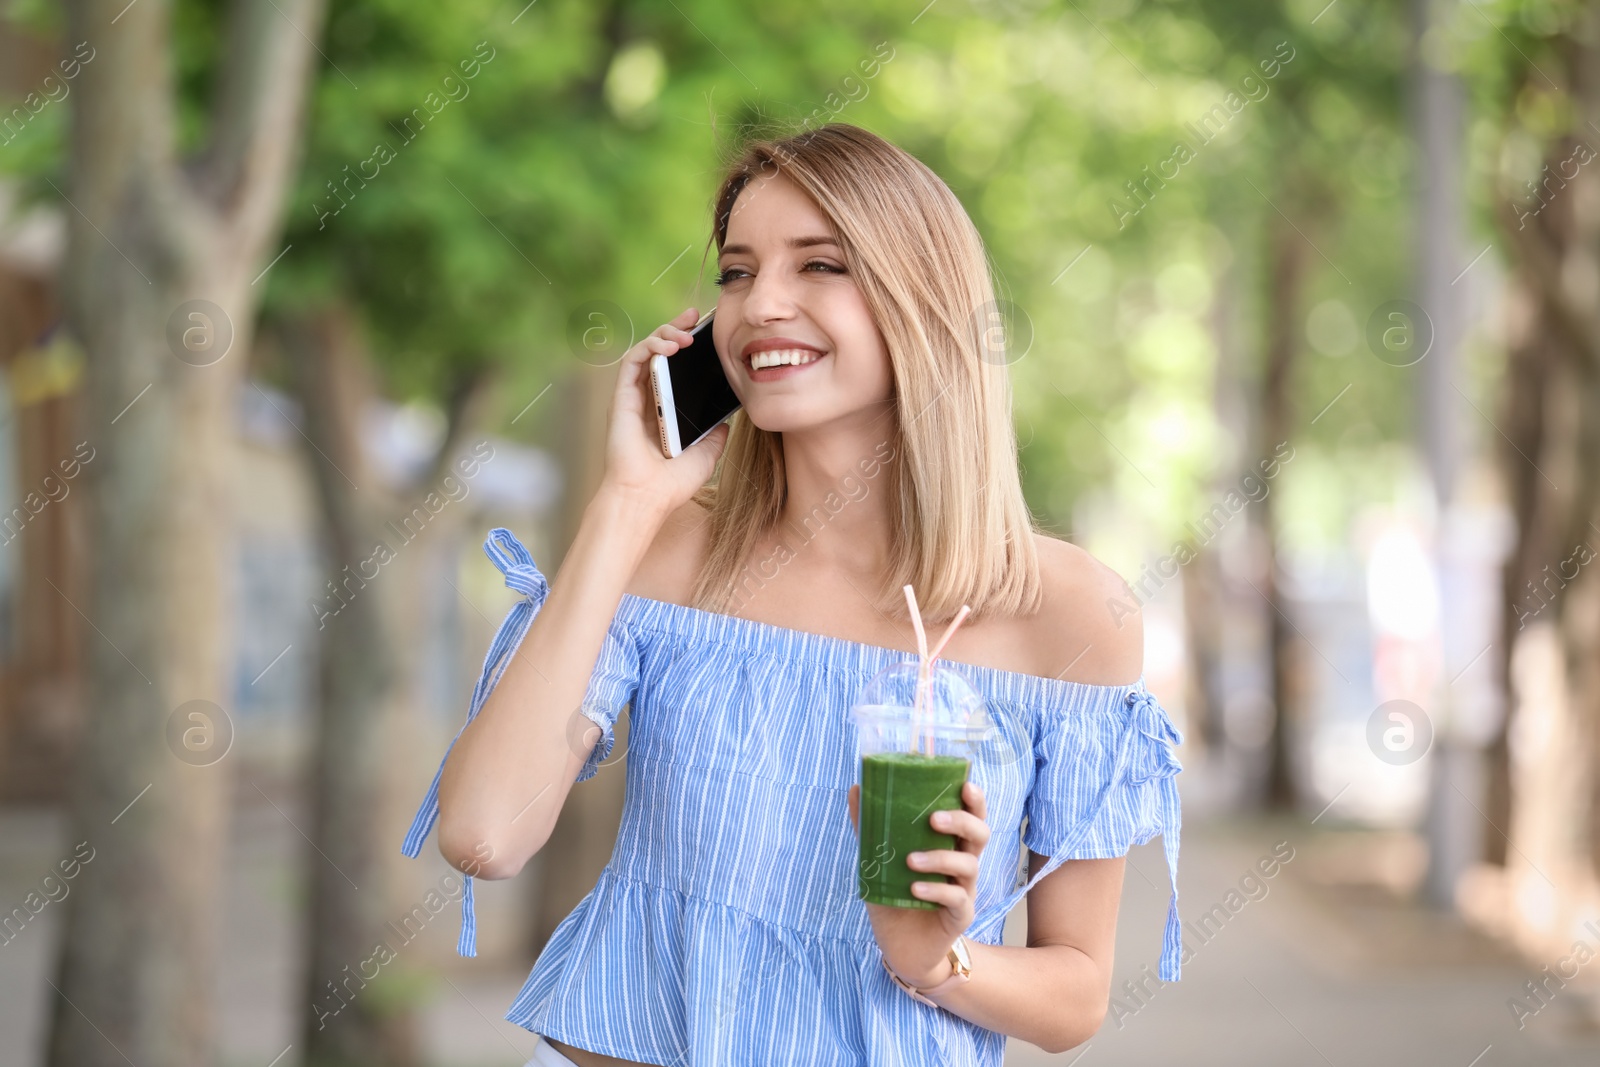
[749,348,821,370]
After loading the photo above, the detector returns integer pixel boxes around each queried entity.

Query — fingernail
[908,852,923,864]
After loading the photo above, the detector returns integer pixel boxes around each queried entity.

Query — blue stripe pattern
[402,528,1184,1064]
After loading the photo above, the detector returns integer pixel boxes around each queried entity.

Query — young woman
[402,123,1183,1067]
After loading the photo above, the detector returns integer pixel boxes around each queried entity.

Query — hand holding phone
[649,309,740,459]
[599,306,733,519]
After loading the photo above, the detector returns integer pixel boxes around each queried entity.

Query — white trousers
[525,1037,581,1067]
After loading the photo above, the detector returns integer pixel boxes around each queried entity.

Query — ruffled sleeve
[575,609,642,782]
[398,527,641,957]
[985,685,1185,980]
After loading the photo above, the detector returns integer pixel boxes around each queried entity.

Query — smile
[748,348,824,370]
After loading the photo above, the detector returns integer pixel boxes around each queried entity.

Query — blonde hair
[689,123,1042,625]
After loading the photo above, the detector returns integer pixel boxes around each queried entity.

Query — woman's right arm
[435,305,730,880]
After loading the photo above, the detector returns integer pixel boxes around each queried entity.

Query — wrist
[570,486,668,592]
[883,936,972,1007]
[589,482,672,532]
[891,954,954,991]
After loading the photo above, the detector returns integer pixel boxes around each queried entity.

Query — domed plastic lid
[850,658,993,758]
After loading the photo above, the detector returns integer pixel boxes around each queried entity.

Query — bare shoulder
[1026,532,1144,686]
[623,498,713,605]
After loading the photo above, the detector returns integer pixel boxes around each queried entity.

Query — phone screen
[667,314,741,449]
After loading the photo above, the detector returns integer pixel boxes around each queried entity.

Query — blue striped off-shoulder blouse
[402,528,1184,1066]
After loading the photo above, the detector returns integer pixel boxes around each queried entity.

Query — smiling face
[712,172,895,434]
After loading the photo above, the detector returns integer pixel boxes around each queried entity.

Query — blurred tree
[1254,200,1313,808]
[37,0,326,1064]
[1069,0,1411,809]
[270,307,492,1066]
[1209,4,1407,811]
[1464,1,1600,876]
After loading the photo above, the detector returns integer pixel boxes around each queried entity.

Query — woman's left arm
[847,782,1124,1054]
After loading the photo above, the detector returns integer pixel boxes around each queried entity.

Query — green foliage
[0,0,1477,556]
[902,0,1420,550]
[265,0,910,413]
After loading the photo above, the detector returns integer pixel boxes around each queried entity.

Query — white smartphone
[649,309,741,458]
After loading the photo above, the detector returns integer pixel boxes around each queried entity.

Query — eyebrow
[718,235,841,257]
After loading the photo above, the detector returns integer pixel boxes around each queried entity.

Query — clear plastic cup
[851,659,992,909]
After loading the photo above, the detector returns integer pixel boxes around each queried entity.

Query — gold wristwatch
[883,935,972,1006]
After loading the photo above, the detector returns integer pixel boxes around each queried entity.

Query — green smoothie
[857,751,970,909]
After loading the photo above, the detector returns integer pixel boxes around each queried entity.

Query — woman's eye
[713,261,845,287]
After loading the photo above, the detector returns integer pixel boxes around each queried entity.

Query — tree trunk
[1569,372,1600,880]
[1180,550,1226,753]
[278,305,491,1065]
[48,2,325,1064]
[281,307,413,1066]
[1485,11,1600,890]
[1256,216,1305,810]
[1486,281,1558,866]
[1185,246,1249,755]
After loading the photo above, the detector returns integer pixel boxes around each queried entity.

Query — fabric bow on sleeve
[399,528,550,957]
[1123,688,1185,980]
[974,686,1186,980]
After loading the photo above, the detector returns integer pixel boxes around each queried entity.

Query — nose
[740,263,799,326]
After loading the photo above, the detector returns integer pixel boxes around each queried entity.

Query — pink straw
[902,585,929,755]
[901,586,974,757]
[903,584,930,662]
[927,606,972,665]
